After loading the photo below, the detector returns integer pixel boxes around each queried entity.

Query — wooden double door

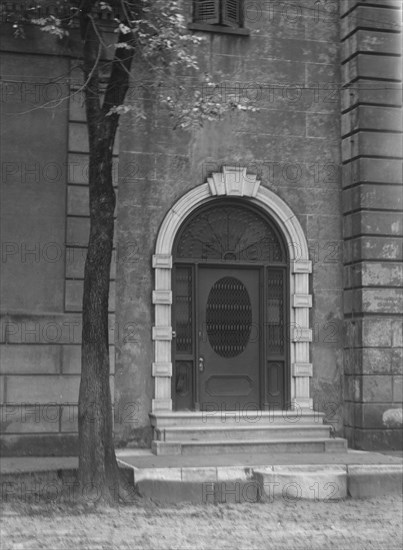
[172,264,289,412]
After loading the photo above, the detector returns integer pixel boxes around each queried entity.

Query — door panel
[172,266,194,410]
[264,268,287,409]
[198,267,260,410]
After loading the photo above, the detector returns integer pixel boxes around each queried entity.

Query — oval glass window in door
[206,276,252,358]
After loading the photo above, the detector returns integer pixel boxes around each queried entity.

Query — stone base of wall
[114,424,153,450]
[345,427,403,452]
[0,434,78,457]
[1,426,154,457]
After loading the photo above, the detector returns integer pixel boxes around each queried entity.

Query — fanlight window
[175,203,285,263]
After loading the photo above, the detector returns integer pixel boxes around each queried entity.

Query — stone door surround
[152,167,313,412]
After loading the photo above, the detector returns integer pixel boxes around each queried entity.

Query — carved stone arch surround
[152,167,312,412]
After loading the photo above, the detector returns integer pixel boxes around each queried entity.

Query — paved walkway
[1,449,402,503]
[111,448,403,503]
[1,449,401,475]
[115,448,403,469]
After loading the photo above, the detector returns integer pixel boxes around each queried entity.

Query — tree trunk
[78,152,119,503]
[77,0,136,504]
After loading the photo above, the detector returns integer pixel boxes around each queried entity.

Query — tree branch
[79,0,102,145]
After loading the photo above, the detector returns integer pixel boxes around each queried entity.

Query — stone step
[253,465,348,502]
[134,466,348,503]
[150,410,325,429]
[152,437,348,456]
[156,424,331,442]
[121,461,403,504]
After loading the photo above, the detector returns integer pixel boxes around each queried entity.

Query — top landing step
[150,410,325,427]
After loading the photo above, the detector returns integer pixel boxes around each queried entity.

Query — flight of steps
[150,411,347,455]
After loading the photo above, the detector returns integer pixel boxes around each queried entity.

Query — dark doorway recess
[172,199,290,411]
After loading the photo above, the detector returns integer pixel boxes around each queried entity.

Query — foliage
[2,0,257,127]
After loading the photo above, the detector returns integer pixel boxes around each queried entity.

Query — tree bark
[77,0,135,504]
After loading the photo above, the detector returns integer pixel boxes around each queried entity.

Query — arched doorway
[172,200,289,411]
[152,167,313,414]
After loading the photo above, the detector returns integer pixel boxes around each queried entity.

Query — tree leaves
[3,0,259,127]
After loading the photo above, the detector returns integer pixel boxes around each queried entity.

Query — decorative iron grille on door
[172,200,289,410]
[206,276,252,358]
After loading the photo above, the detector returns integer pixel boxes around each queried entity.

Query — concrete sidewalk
[1,449,402,503]
[115,448,403,468]
[1,448,401,475]
[114,448,403,503]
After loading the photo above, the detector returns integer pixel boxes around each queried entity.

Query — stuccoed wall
[0,23,116,456]
[115,0,344,446]
[1,2,400,455]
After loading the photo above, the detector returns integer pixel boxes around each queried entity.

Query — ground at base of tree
[1,494,402,549]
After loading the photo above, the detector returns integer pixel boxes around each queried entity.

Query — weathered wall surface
[115,0,344,445]
[0,25,116,455]
[2,1,400,455]
[341,0,403,450]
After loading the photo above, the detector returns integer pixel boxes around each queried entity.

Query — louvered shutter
[193,0,220,24]
[222,0,242,27]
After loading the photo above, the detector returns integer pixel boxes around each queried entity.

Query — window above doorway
[175,202,286,264]
[188,0,250,36]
